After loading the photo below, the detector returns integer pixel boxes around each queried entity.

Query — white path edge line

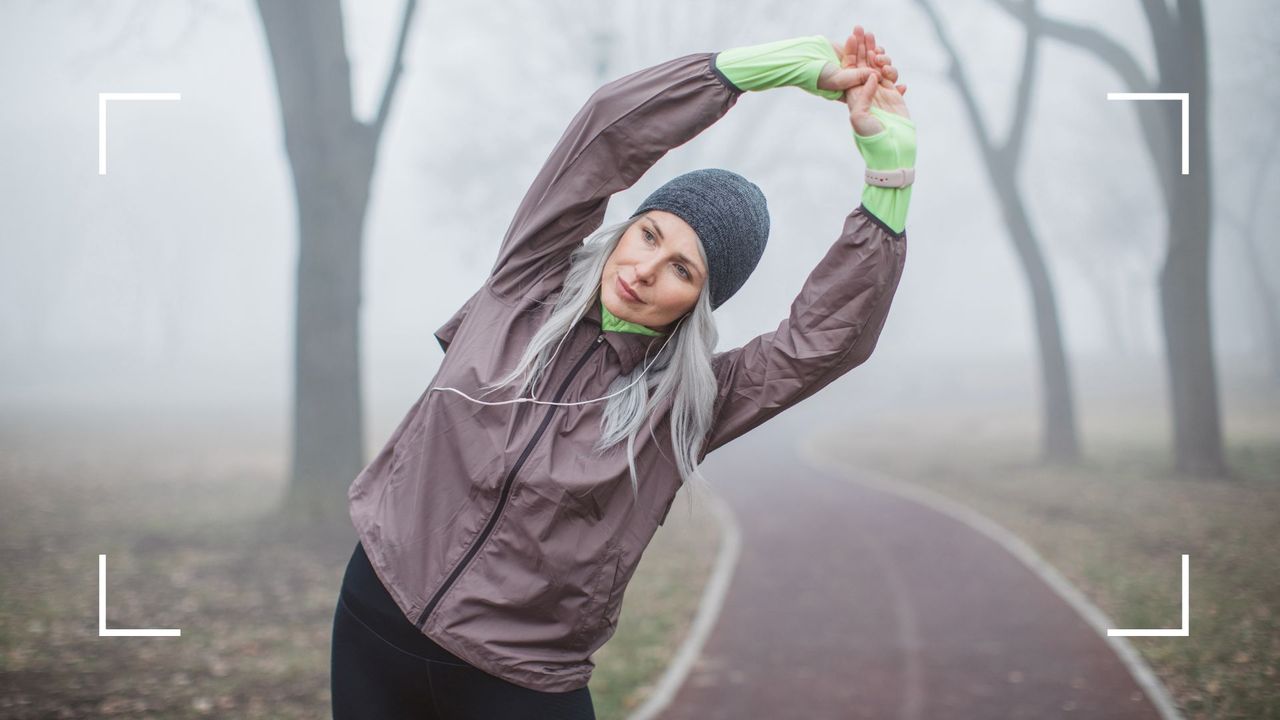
[797,435,1185,720]
[625,487,742,720]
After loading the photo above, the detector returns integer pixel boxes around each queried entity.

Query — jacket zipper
[415,331,607,630]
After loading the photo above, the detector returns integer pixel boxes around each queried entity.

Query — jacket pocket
[599,549,628,635]
[571,539,623,649]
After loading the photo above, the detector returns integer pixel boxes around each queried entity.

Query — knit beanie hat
[630,168,770,310]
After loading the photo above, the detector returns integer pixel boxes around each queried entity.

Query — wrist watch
[864,167,915,188]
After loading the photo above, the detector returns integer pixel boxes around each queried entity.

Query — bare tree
[915,0,1081,463]
[990,0,1226,476]
[255,0,420,528]
[1213,20,1280,384]
[1219,125,1280,382]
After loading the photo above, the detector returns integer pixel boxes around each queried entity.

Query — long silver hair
[480,217,719,508]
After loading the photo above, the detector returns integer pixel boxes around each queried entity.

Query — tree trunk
[987,0,1227,477]
[1242,229,1280,384]
[918,0,1082,464]
[1154,2,1227,476]
[1160,172,1225,475]
[1158,140,1226,475]
[255,0,382,529]
[994,177,1081,463]
[287,148,374,526]
[1236,127,1280,384]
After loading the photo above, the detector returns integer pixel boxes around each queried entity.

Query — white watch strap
[864,167,915,188]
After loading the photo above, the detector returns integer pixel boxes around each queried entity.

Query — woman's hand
[818,25,906,99]
[843,26,907,96]
[817,26,900,98]
[841,25,911,135]
[816,61,884,97]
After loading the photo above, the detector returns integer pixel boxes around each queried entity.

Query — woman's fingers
[819,64,879,93]
[848,72,885,136]
[845,26,905,91]
[858,31,900,78]
[861,72,880,103]
[846,71,878,112]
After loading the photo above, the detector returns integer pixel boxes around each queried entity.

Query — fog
[1,0,1275,447]
[5,2,1280,717]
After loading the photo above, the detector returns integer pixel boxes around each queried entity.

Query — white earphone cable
[428,314,687,408]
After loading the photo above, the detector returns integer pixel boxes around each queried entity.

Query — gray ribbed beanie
[630,168,769,310]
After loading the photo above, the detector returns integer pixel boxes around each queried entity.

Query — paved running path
[659,407,1165,720]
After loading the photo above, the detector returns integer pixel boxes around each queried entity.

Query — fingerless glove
[854,105,915,233]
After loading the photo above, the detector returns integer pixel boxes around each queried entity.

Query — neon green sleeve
[854,106,916,234]
[713,35,843,100]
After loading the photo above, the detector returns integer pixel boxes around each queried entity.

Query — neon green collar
[600,298,664,336]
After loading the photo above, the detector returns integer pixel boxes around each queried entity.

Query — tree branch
[915,0,996,159]
[1003,0,1041,164]
[987,0,1176,194]
[371,0,420,141]
[988,0,1152,92]
[1139,0,1173,47]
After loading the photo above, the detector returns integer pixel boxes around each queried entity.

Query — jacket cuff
[708,52,745,94]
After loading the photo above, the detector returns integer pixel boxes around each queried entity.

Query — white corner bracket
[98,554,181,637]
[1106,92,1189,175]
[98,92,181,175]
[1107,554,1189,637]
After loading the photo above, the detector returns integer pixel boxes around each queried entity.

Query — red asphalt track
[657,408,1166,720]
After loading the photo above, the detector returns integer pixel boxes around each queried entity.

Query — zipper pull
[596,333,604,343]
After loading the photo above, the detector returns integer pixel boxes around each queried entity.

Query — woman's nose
[634,258,660,283]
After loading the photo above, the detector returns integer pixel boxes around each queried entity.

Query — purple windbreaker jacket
[347,51,908,692]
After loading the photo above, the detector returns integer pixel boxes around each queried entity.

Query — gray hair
[480,217,719,512]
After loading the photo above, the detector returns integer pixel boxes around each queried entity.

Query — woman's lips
[617,276,644,304]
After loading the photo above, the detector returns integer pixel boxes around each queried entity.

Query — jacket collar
[583,300,668,376]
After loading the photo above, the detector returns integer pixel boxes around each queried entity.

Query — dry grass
[813,379,1280,720]
[0,418,718,719]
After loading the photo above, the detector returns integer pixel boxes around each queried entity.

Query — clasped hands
[817,25,911,136]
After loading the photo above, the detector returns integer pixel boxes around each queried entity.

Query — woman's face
[601,211,707,332]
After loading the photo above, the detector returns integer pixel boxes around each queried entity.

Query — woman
[332,24,914,719]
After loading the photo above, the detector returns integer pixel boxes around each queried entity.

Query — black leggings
[330,541,596,720]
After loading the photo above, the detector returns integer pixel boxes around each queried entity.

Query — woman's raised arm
[487,53,741,302]
[487,37,884,302]
[697,31,916,461]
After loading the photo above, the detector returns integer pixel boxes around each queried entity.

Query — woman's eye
[675,265,690,280]
[643,230,655,244]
